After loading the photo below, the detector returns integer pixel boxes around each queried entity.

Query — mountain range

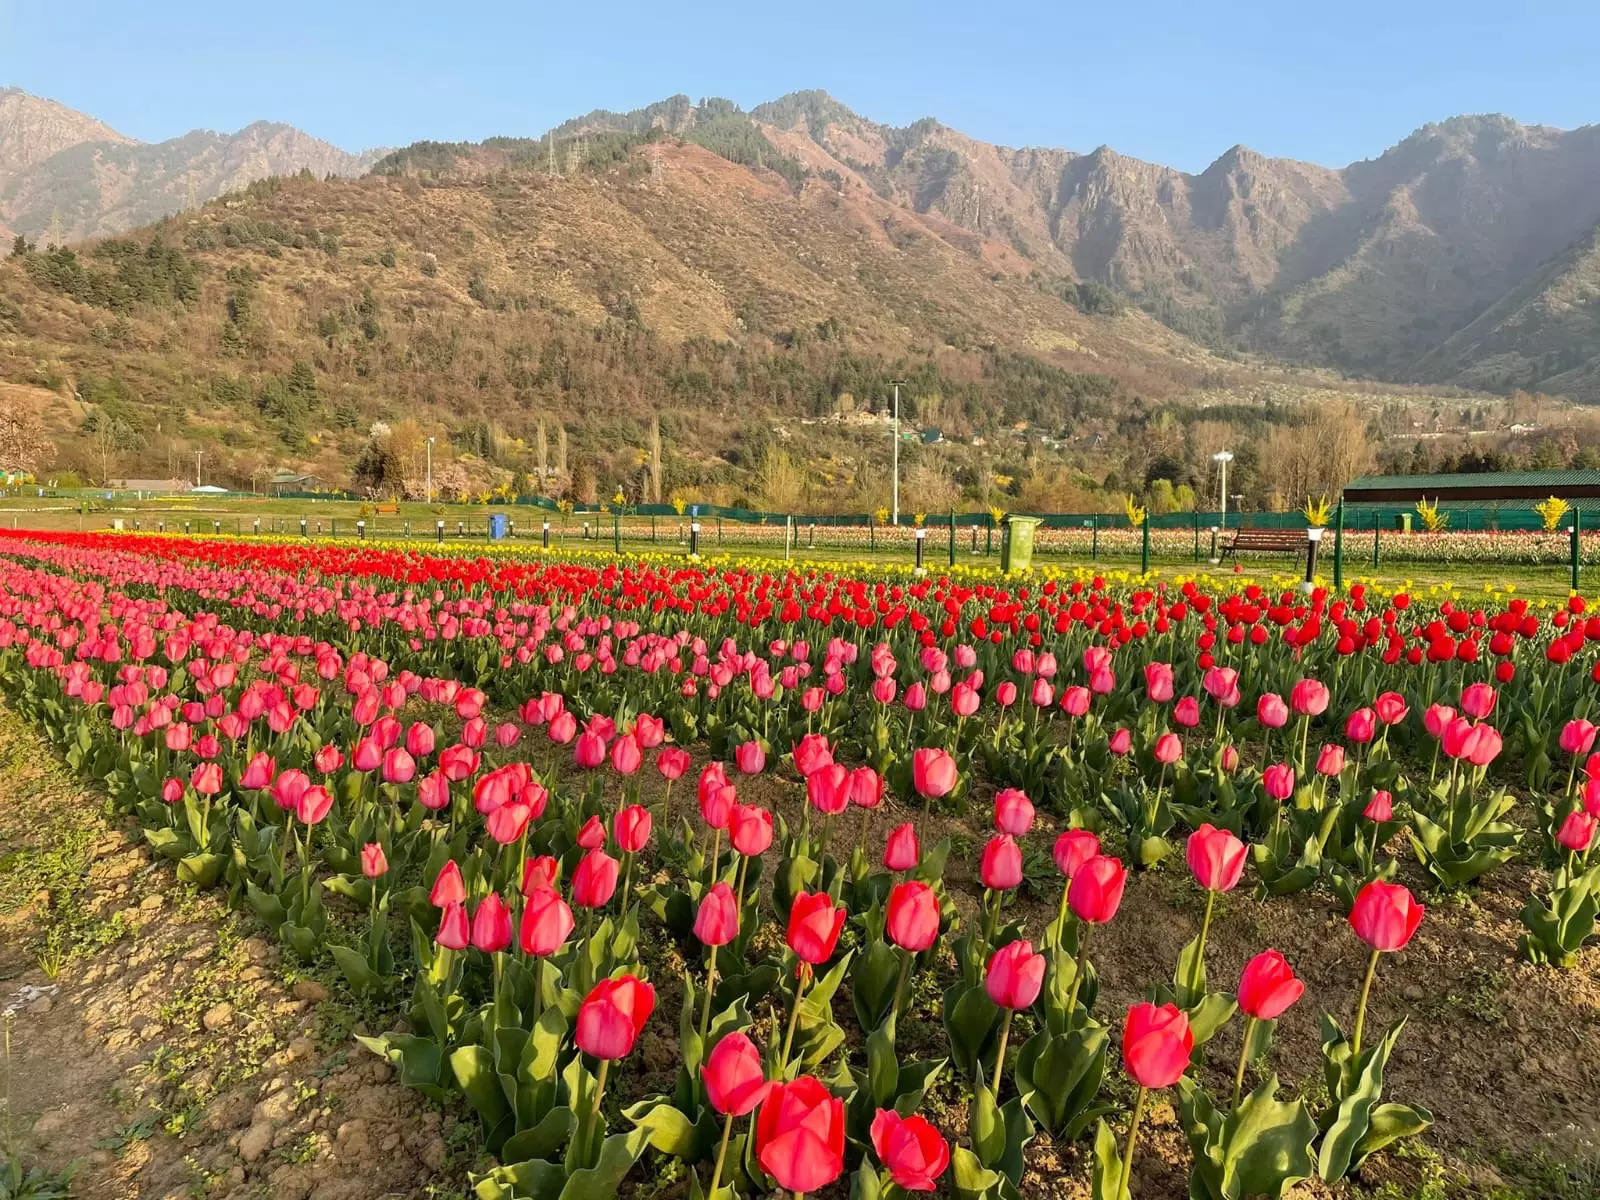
[0,85,1596,501]
[0,88,383,244]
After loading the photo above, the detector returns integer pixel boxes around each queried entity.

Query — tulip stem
[891,949,913,1027]
[733,855,749,913]
[990,1008,1014,1100]
[779,967,809,1075]
[1230,1015,1256,1108]
[983,889,1001,947]
[1064,925,1092,1029]
[706,1110,734,1197]
[581,1057,610,1168]
[1351,946,1381,1058]
[700,954,718,1044]
[706,827,721,889]
[855,803,872,860]
[1053,881,1071,948]
[1119,1085,1147,1199]
[1197,890,1216,964]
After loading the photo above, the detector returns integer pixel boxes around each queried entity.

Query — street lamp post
[426,437,435,505]
[890,379,906,526]
[1210,450,1234,563]
[195,450,203,488]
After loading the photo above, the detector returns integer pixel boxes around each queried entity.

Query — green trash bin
[1394,513,1412,534]
[1000,515,1043,573]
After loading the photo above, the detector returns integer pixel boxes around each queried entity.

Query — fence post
[785,516,793,561]
[948,511,956,567]
[1573,510,1583,593]
[1372,512,1381,569]
[1333,499,1345,591]
[870,515,876,553]
[914,527,927,572]
[651,515,657,543]
[1091,514,1098,561]
[613,514,620,554]
[1140,515,1151,574]
[717,518,723,547]
[1192,513,1200,562]
[985,519,992,556]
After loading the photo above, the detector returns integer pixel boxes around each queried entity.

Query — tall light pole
[890,379,906,525]
[195,450,202,488]
[426,437,435,505]
[1213,451,1234,530]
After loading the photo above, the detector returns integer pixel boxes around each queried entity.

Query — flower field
[1,528,1598,1198]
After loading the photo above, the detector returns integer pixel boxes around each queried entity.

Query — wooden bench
[1222,528,1307,558]
[374,502,400,515]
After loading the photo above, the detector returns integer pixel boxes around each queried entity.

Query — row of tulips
[0,532,1580,1196]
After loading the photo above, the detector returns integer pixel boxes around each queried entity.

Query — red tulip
[471,892,513,953]
[1237,950,1304,1020]
[575,975,655,1059]
[980,834,1023,890]
[754,1076,846,1194]
[519,886,575,955]
[1374,691,1409,725]
[729,803,773,856]
[885,881,941,952]
[1173,696,1201,728]
[239,752,275,790]
[313,744,344,774]
[577,814,607,849]
[1460,682,1497,720]
[1108,727,1132,755]
[614,804,652,853]
[870,1109,950,1192]
[806,762,851,815]
[1068,855,1126,923]
[734,739,766,775]
[1349,880,1424,951]
[700,781,737,830]
[1186,823,1247,893]
[418,770,450,811]
[295,784,333,825]
[656,746,691,780]
[1053,828,1100,878]
[993,788,1034,836]
[703,1031,770,1117]
[360,843,388,878]
[435,900,469,950]
[1315,744,1345,776]
[1153,732,1183,764]
[610,732,643,774]
[430,860,466,906]
[911,748,957,800]
[694,881,741,946]
[1289,678,1329,717]
[1144,662,1174,703]
[1557,810,1596,853]
[1256,692,1289,728]
[985,938,1045,1009]
[382,747,416,785]
[786,891,846,964]
[1364,790,1393,822]
[1262,763,1295,800]
[191,761,223,796]
[883,822,920,871]
[792,733,834,777]
[571,849,620,909]
[1122,1002,1193,1088]
[1562,719,1599,756]
[848,766,885,809]
[1345,707,1377,744]
[521,854,560,895]
[1423,703,1456,739]
[439,743,479,781]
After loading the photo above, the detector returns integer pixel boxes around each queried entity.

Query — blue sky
[4,0,1598,171]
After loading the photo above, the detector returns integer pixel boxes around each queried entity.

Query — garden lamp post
[1213,450,1233,528]
[890,379,906,525]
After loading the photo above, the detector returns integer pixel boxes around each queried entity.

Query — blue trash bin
[489,513,508,540]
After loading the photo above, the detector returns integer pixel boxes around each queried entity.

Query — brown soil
[0,704,466,1199]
